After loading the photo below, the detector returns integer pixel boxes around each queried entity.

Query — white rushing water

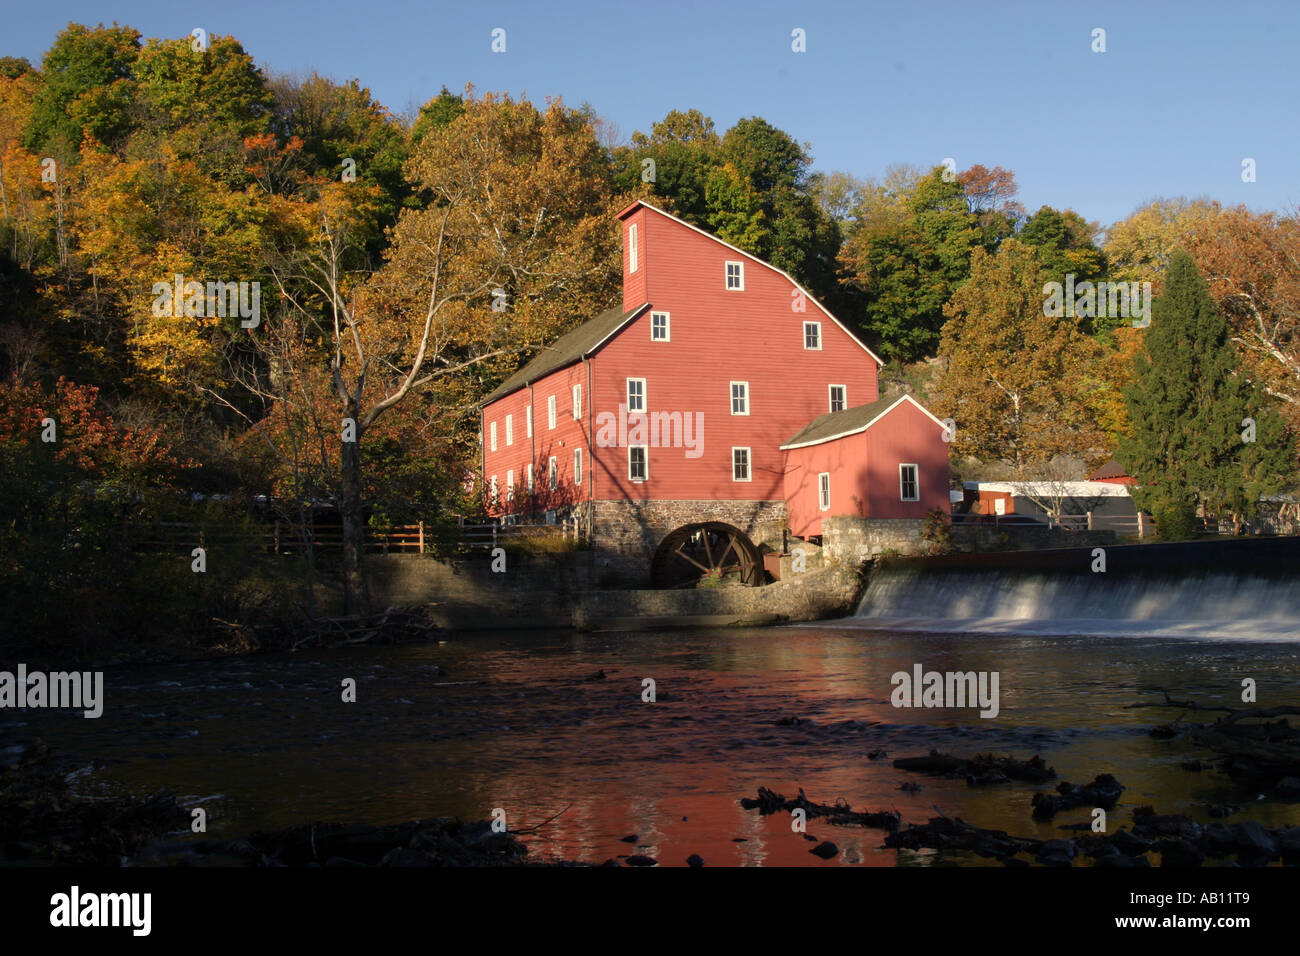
[836,570,1300,641]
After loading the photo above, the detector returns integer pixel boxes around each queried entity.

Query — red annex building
[479,200,949,585]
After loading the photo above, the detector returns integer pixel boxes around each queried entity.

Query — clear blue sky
[7,0,1297,229]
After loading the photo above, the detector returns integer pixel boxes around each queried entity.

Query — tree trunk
[339,417,370,615]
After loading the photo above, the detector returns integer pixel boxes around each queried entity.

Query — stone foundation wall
[821,516,928,564]
[591,498,788,584]
[364,552,860,629]
[573,565,861,628]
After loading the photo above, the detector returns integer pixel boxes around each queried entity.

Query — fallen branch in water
[511,805,572,834]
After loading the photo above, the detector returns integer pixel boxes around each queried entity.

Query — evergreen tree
[1118,250,1292,534]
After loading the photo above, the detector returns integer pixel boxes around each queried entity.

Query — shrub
[921,506,952,555]
[1153,497,1197,541]
[697,567,724,589]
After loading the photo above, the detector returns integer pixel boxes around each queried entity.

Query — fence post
[418,520,425,554]
[274,520,280,553]
[1086,511,1093,531]
[492,524,497,548]
[1137,512,1145,538]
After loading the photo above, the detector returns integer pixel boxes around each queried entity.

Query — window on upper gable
[489,421,497,452]
[505,414,513,446]
[804,321,822,350]
[725,261,744,290]
[572,384,582,420]
[629,223,639,274]
[651,311,670,342]
[547,395,557,430]
[900,463,919,502]
[829,385,846,413]
[730,381,749,416]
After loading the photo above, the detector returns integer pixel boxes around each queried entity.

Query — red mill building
[479,200,949,585]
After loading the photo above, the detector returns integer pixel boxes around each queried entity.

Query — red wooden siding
[590,203,879,503]
[784,400,950,537]
[482,361,591,515]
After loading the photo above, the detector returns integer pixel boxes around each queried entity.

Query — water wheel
[650,522,763,588]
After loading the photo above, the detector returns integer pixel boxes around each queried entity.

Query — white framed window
[547,395,557,430]
[526,404,533,438]
[490,475,498,502]
[489,421,497,452]
[506,469,515,501]
[628,445,648,481]
[505,413,513,447]
[829,384,846,413]
[629,222,639,274]
[899,463,919,501]
[804,321,822,350]
[572,384,582,420]
[526,463,534,492]
[725,260,744,290]
[819,472,830,511]
[548,456,558,490]
[732,447,751,482]
[730,381,749,415]
[573,448,583,487]
[627,377,646,412]
[651,311,670,341]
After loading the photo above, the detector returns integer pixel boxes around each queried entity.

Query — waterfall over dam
[845,539,1300,641]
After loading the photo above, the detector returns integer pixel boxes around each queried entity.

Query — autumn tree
[933,240,1111,511]
[1183,208,1300,455]
[1103,197,1222,286]
[251,93,624,612]
[268,71,409,237]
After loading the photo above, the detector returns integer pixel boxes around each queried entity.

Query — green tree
[24,23,142,156]
[409,86,465,144]
[840,166,1009,361]
[614,108,720,223]
[1117,250,1293,530]
[131,34,274,186]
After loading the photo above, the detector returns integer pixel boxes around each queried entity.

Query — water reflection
[6,627,1299,866]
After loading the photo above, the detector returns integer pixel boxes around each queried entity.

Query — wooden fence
[952,511,1246,538]
[131,515,581,554]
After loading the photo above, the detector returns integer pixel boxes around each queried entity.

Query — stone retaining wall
[573,566,861,629]
[951,524,1117,553]
[364,550,857,630]
[817,515,1119,565]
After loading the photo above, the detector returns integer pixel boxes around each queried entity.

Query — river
[6,624,1300,866]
